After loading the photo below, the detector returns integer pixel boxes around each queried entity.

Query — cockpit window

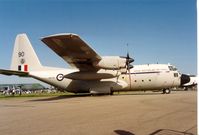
[168,66,177,71]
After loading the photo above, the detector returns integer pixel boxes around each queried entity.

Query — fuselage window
[134,80,137,82]
[149,79,151,81]
[142,80,144,82]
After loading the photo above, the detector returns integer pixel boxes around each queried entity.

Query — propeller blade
[128,65,134,69]
[128,58,134,63]
[127,52,130,59]
[125,50,133,89]
[127,68,131,89]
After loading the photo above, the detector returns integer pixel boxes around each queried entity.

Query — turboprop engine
[94,56,134,70]
[64,55,134,80]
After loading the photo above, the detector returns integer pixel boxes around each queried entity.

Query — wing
[0,69,29,77]
[41,33,101,71]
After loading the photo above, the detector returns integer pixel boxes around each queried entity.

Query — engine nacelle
[94,56,126,70]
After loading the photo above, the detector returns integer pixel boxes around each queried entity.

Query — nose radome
[181,74,190,86]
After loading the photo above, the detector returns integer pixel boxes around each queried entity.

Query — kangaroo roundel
[56,74,64,81]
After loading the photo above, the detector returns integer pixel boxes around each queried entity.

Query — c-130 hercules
[0,33,190,94]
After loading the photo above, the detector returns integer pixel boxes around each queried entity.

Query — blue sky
[0,0,197,85]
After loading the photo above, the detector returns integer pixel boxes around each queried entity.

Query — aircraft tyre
[163,89,171,94]
[110,91,114,95]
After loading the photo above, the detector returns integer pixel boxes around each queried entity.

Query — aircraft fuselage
[29,64,181,94]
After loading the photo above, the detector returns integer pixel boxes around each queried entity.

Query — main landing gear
[162,89,171,94]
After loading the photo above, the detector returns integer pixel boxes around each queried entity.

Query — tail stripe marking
[24,65,28,72]
[18,65,28,72]
[18,65,21,71]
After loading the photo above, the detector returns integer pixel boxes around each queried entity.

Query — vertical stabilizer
[10,34,43,72]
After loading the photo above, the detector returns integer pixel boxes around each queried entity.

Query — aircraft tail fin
[10,34,43,72]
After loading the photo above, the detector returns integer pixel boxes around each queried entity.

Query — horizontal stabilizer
[0,69,29,77]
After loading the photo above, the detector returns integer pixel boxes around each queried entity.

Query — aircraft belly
[86,80,115,94]
[67,79,128,94]
[66,80,90,93]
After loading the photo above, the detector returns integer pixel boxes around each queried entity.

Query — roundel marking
[56,74,64,81]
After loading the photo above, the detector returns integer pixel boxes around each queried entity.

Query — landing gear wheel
[162,89,166,94]
[165,89,171,94]
[162,89,171,94]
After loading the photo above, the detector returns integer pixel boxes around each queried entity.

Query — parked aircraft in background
[0,34,190,94]
[181,75,197,90]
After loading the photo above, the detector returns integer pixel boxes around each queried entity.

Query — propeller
[120,51,134,69]
[125,45,134,90]
[119,44,134,89]
[126,52,134,69]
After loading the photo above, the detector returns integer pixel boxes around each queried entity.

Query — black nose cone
[181,74,190,86]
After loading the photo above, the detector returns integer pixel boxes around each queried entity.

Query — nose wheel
[162,89,171,94]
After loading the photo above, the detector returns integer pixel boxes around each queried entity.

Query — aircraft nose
[180,74,190,86]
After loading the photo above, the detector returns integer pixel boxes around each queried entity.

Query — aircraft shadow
[28,92,163,102]
[148,129,195,135]
[113,92,163,96]
[114,130,135,135]
[28,93,91,102]
[114,129,195,135]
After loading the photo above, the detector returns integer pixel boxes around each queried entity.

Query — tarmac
[0,91,197,135]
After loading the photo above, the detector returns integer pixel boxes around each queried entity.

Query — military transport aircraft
[0,33,190,94]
